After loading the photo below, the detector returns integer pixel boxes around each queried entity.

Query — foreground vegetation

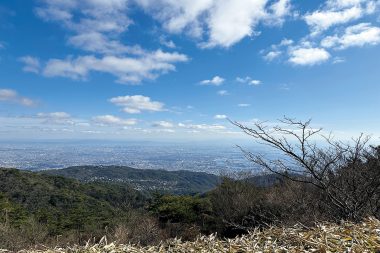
[8,218,380,252]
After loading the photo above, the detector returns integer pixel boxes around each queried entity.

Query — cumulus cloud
[136,0,291,48]
[214,114,227,119]
[261,1,378,67]
[0,89,37,107]
[93,115,137,126]
[159,36,176,49]
[272,0,380,67]
[35,0,131,53]
[19,56,41,73]
[236,76,262,85]
[200,0,267,48]
[321,23,380,49]
[289,47,331,65]
[305,6,363,33]
[217,90,229,96]
[68,32,144,55]
[110,95,165,114]
[152,121,173,128]
[263,50,282,61]
[200,76,225,86]
[250,80,261,85]
[42,50,188,83]
[236,76,250,83]
[34,0,188,84]
[266,0,292,25]
[261,38,293,61]
[304,0,377,34]
[270,0,291,17]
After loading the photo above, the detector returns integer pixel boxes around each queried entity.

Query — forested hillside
[0,168,149,248]
[43,165,220,194]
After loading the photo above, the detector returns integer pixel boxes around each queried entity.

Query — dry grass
[4,218,380,253]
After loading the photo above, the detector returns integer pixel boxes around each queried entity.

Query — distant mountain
[0,168,146,234]
[43,165,220,195]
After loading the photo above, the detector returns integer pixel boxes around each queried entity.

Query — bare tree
[231,117,380,221]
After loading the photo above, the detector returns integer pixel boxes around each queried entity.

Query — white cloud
[35,0,131,54]
[42,50,188,84]
[37,112,71,119]
[238,103,251,107]
[236,76,262,85]
[93,115,137,126]
[261,38,293,62]
[200,76,225,86]
[36,112,74,125]
[250,80,261,85]
[270,0,291,17]
[0,89,37,107]
[332,57,346,64]
[236,76,250,83]
[178,122,226,131]
[304,0,378,34]
[261,1,378,67]
[201,0,267,48]
[155,128,175,133]
[34,0,188,84]
[152,121,173,128]
[214,114,227,119]
[289,47,331,65]
[326,0,372,9]
[321,23,380,49]
[267,0,292,25]
[159,36,176,48]
[19,56,41,74]
[136,0,213,38]
[279,38,294,46]
[217,90,229,96]
[68,32,144,55]
[263,50,282,61]
[136,0,290,48]
[110,95,165,114]
[305,6,363,33]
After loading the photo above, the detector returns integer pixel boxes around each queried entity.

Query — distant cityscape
[0,141,271,174]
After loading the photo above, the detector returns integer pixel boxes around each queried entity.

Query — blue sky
[0,0,379,141]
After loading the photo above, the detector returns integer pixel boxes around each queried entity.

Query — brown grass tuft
[4,218,380,253]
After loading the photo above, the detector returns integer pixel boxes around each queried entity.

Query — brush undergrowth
[4,218,379,253]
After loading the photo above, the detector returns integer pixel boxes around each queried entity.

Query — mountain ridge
[42,165,221,195]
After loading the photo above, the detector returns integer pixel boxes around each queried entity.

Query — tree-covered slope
[0,168,146,234]
[43,166,220,194]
